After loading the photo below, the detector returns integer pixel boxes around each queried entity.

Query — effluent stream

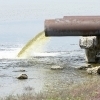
[0,31,100,98]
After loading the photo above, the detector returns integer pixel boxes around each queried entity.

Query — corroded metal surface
[45,16,100,36]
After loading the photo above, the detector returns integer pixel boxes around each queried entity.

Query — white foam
[0,48,20,59]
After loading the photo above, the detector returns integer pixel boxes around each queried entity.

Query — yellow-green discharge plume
[17,31,50,58]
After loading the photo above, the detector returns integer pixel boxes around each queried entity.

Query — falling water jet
[17,31,50,58]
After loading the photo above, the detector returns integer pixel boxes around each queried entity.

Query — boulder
[86,66,100,74]
[13,69,26,72]
[17,74,28,79]
[79,36,97,49]
[51,65,63,70]
[78,64,91,70]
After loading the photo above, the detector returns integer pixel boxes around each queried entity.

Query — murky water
[0,42,92,97]
[0,0,100,98]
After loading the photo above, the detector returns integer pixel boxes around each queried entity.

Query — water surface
[0,0,100,98]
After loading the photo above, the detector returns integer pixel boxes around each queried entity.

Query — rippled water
[0,0,100,98]
[0,41,87,97]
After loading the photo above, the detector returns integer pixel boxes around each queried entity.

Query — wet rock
[17,74,28,79]
[78,64,92,70]
[79,36,97,49]
[51,65,63,70]
[86,66,100,74]
[13,69,26,72]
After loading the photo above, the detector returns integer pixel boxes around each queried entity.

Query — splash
[17,31,50,58]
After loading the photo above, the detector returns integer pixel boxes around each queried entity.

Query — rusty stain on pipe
[45,16,100,36]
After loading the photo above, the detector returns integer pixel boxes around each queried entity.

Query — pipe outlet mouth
[45,16,100,36]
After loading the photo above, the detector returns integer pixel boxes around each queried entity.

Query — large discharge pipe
[45,16,100,36]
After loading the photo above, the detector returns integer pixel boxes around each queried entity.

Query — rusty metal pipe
[45,16,100,36]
